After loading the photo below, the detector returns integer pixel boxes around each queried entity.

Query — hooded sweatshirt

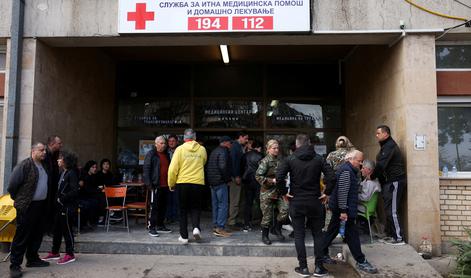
[168,140,207,189]
[276,145,336,204]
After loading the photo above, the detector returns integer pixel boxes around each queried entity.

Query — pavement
[344,243,443,278]
[0,253,359,278]
[0,212,448,277]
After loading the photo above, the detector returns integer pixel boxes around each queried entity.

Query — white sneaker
[178,236,189,245]
[193,228,202,241]
[282,224,294,232]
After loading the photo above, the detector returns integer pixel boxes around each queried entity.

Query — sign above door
[118,0,310,33]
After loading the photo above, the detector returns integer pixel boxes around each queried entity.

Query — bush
[450,229,471,277]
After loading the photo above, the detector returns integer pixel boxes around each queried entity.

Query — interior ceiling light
[219,45,230,64]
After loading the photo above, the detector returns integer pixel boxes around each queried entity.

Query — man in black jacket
[8,143,50,278]
[276,134,336,277]
[241,140,263,232]
[374,125,406,245]
[143,136,172,237]
[206,136,232,237]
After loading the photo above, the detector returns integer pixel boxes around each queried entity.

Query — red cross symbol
[127,3,155,30]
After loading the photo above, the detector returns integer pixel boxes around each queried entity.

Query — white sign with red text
[118,0,310,33]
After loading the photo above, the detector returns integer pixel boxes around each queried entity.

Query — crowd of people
[7,124,407,277]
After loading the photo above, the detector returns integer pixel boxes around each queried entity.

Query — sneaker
[26,259,49,267]
[148,228,160,237]
[10,265,22,278]
[294,266,310,277]
[356,260,378,274]
[42,252,60,261]
[282,224,294,232]
[321,255,337,265]
[313,264,329,277]
[178,236,189,244]
[383,238,406,246]
[243,225,252,232]
[57,254,76,265]
[213,228,232,237]
[156,226,172,233]
[193,227,202,241]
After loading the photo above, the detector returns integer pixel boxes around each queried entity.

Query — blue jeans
[211,184,229,229]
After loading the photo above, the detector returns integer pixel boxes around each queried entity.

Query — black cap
[219,136,232,143]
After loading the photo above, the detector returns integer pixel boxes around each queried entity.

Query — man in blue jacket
[228,131,249,229]
[320,150,377,276]
[206,136,233,237]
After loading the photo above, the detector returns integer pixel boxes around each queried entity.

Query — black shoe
[262,228,272,245]
[313,264,329,277]
[321,255,337,264]
[26,259,49,267]
[356,260,378,274]
[10,265,22,278]
[294,266,310,277]
[272,222,285,241]
[148,228,160,237]
[156,226,172,233]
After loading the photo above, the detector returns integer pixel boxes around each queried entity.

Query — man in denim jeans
[206,136,233,237]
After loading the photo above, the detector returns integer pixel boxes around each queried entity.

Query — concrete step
[40,222,344,257]
[343,243,443,278]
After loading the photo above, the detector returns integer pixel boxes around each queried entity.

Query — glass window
[0,53,5,71]
[194,100,263,128]
[266,100,341,129]
[438,105,471,171]
[436,45,471,69]
[118,99,191,128]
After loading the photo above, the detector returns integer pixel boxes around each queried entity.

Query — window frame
[438,96,471,177]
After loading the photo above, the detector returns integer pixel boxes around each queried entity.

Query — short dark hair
[47,135,60,145]
[296,134,310,148]
[251,140,261,149]
[100,158,111,169]
[59,151,78,170]
[377,125,391,135]
[236,131,248,139]
[168,134,178,141]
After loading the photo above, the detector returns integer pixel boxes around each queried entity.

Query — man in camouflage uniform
[255,139,288,245]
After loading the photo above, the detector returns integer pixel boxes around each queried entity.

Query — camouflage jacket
[255,154,280,191]
[326,148,350,171]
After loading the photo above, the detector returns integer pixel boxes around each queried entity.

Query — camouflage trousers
[260,189,289,228]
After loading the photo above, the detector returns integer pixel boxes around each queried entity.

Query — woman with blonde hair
[255,139,289,245]
[326,136,355,171]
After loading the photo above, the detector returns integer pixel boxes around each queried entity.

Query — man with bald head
[320,150,378,276]
[8,143,51,278]
[144,136,172,237]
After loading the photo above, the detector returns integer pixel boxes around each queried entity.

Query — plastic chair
[357,191,379,243]
[127,188,149,225]
[104,185,129,233]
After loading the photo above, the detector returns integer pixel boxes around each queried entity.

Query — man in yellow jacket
[168,128,207,244]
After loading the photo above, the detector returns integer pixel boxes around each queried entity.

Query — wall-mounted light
[219,45,230,64]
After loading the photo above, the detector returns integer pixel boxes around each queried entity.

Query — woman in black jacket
[43,151,79,265]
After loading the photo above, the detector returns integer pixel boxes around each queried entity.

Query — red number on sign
[232,16,273,30]
[188,17,228,30]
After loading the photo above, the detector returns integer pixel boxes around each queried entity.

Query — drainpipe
[3,0,25,192]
